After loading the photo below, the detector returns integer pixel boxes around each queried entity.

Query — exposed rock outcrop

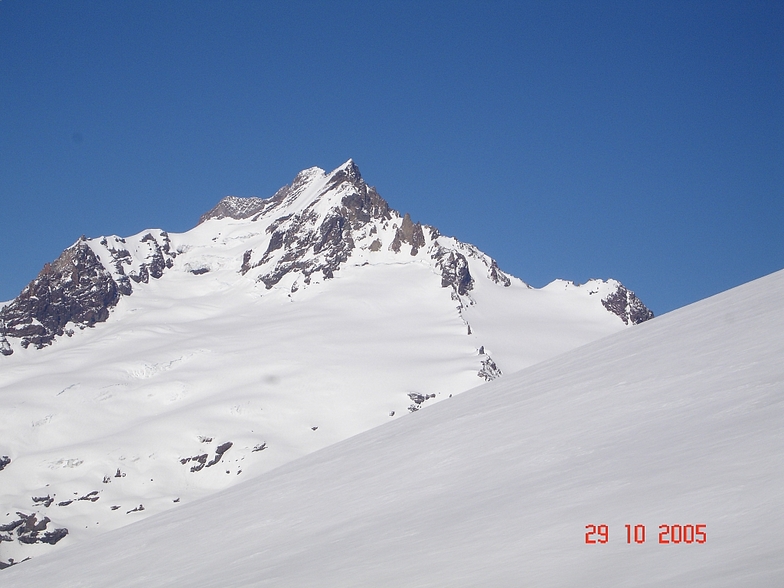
[602,283,654,325]
[1,232,175,350]
[199,195,269,224]
[180,441,233,472]
[0,239,122,349]
[253,162,394,289]
[390,213,426,255]
[407,391,436,412]
[0,329,12,356]
[0,512,68,549]
[432,245,474,296]
[477,347,503,381]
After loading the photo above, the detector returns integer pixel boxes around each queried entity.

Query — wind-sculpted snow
[0,160,653,566]
[2,270,781,586]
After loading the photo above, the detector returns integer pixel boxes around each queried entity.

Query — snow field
[5,268,780,586]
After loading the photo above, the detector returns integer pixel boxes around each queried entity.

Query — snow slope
[0,161,648,564]
[3,269,781,586]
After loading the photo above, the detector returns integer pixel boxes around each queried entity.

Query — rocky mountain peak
[0,231,175,352]
[199,161,364,226]
[0,160,654,356]
[1,239,121,349]
[239,161,398,289]
[331,158,362,182]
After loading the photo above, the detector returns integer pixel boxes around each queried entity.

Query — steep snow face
[0,160,652,565]
[2,271,780,587]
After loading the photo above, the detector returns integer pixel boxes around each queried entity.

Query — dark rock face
[0,331,11,356]
[390,213,426,255]
[487,260,511,287]
[432,246,474,296]
[254,164,393,289]
[0,240,121,349]
[0,456,9,471]
[602,284,654,325]
[477,350,502,381]
[180,441,233,472]
[0,512,68,549]
[240,250,253,275]
[77,491,100,502]
[129,232,174,283]
[37,527,68,545]
[99,231,175,293]
[407,391,436,412]
[1,232,175,351]
[32,495,53,508]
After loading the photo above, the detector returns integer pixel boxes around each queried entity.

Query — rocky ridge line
[0,231,175,351]
[0,160,653,355]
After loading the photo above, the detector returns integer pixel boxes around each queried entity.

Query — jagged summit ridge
[198,195,268,223]
[0,160,653,354]
[198,160,362,225]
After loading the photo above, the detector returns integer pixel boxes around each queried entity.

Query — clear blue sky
[1,1,781,314]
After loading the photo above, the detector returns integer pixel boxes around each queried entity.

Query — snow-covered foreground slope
[0,161,649,565]
[4,270,781,587]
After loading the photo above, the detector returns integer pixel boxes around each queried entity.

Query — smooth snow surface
[0,162,635,564]
[4,269,782,587]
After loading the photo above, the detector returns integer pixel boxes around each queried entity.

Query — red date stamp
[585,524,706,544]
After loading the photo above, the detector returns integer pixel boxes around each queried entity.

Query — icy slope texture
[0,160,651,565]
[4,269,780,587]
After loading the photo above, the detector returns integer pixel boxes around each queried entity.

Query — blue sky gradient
[1,1,781,314]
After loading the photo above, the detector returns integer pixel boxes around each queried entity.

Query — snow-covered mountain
[3,269,780,587]
[0,160,652,566]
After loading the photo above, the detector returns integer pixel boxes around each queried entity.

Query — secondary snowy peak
[198,195,268,222]
[0,231,175,349]
[198,160,363,224]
